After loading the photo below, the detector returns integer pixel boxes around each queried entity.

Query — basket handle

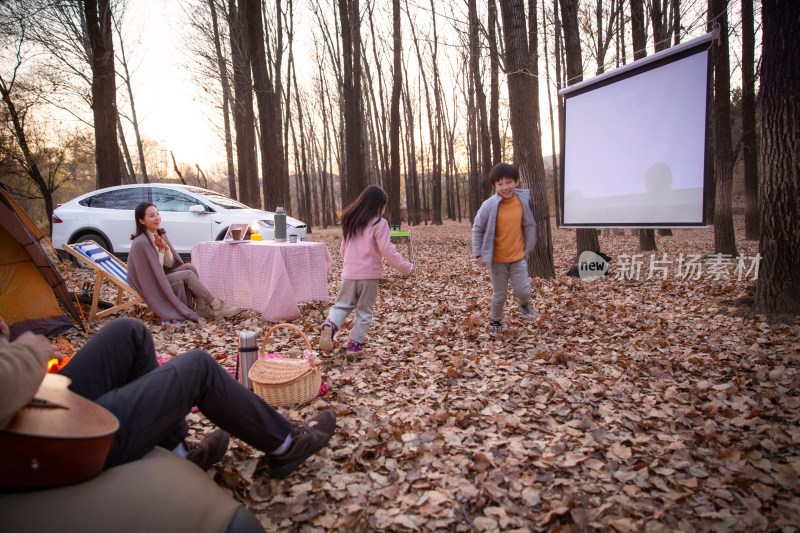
[261,323,313,354]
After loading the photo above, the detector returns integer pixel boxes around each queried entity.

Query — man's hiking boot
[186,429,230,471]
[265,409,336,478]
[319,319,337,352]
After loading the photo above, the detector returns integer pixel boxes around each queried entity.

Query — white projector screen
[559,35,712,227]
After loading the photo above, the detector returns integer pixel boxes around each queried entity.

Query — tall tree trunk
[561,0,603,255]
[469,0,494,205]
[488,0,502,165]
[741,0,758,240]
[230,0,258,206]
[711,0,737,256]
[543,0,560,225]
[339,0,366,206]
[499,0,555,278]
[210,0,236,199]
[629,0,657,248]
[752,0,800,316]
[388,0,402,226]
[245,0,282,211]
[83,0,121,189]
[704,5,716,224]
[114,18,148,183]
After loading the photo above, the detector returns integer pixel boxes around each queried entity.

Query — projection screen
[559,33,713,228]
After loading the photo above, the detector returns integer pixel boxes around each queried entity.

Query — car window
[79,188,144,209]
[200,192,248,210]
[151,189,208,212]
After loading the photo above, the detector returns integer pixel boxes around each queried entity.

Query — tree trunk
[229,0,258,207]
[561,0,602,256]
[629,0,658,248]
[469,0,494,204]
[488,0,502,165]
[388,0,402,226]
[752,0,800,317]
[245,0,283,211]
[499,0,555,278]
[741,0,758,240]
[114,19,148,183]
[704,5,716,224]
[338,0,366,207]
[210,0,236,199]
[83,0,121,189]
[711,0,737,256]
[542,0,560,225]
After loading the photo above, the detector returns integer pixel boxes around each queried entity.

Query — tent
[0,188,85,339]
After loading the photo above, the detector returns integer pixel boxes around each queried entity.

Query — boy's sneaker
[185,429,230,471]
[520,304,536,320]
[319,319,337,352]
[347,339,363,353]
[490,321,503,332]
[265,409,336,478]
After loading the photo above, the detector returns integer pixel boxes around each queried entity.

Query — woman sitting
[127,202,240,323]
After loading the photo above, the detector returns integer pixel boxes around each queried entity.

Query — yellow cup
[250,233,262,241]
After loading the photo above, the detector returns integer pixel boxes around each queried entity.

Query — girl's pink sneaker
[347,339,363,353]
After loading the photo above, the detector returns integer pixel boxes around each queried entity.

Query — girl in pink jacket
[320,186,413,353]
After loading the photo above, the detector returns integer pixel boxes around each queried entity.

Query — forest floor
[58,215,800,532]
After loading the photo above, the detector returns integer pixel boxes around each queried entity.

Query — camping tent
[0,188,84,339]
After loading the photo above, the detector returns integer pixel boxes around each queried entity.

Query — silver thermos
[238,331,258,390]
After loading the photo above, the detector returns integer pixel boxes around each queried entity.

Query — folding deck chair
[62,241,143,320]
[390,225,417,281]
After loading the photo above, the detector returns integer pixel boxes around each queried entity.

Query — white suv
[52,184,307,261]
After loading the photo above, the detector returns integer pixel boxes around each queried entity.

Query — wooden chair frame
[62,241,143,321]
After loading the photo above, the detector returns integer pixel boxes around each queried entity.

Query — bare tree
[245,0,285,212]
[0,55,71,234]
[499,0,555,278]
[84,0,122,188]
[468,0,493,220]
[388,0,402,226]
[629,0,657,249]
[228,0,258,206]
[338,0,366,206]
[741,0,758,240]
[112,10,148,183]
[208,0,237,199]
[711,0,737,256]
[752,0,800,317]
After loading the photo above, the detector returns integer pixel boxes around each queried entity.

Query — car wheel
[72,233,111,268]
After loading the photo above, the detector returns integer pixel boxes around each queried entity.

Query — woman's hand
[153,233,168,253]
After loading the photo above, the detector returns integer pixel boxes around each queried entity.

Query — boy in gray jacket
[472,163,537,332]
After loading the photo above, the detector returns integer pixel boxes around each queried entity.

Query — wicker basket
[248,323,322,407]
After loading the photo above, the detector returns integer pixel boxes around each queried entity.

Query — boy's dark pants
[489,258,531,322]
[59,318,291,468]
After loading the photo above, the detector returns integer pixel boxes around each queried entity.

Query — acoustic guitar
[0,374,119,489]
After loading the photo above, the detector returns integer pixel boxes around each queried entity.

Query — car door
[149,188,215,255]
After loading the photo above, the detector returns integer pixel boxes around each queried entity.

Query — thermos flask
[274,205,287,242]
[238,331,258,390]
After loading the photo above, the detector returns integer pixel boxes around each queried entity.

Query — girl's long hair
[131,202,165,239]
[340,185,387,241]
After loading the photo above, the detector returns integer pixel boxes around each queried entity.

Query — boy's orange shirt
[493,195,525,263]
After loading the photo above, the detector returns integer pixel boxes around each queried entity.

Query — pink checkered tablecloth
[190,240,332,322]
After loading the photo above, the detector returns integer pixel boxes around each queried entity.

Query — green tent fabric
[0,189,84,339]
